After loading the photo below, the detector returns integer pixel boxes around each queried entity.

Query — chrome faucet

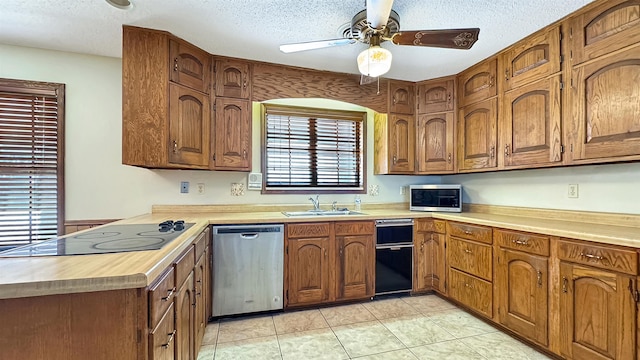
[308,195,320,211]
[332,201,338,211]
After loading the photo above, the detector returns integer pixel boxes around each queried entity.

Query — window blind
[0,80,64,246]
[263,105,365,192]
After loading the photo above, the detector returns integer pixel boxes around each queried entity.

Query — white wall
[0,44,431,220]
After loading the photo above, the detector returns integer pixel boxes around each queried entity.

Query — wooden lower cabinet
[559,262,636,360]
[414,219,447,294]
[175,271,195,360]
[287,236,331,305]
[150,303,176,360]
[336,232,375,300]
[448,267,493,318]
[194,254,207,352]
[495,248,548,346]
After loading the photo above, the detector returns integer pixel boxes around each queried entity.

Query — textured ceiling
[0,0,595,81]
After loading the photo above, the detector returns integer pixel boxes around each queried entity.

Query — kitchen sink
[282,210,366,217]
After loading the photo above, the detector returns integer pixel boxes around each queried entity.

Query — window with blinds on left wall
[0,79,65,248]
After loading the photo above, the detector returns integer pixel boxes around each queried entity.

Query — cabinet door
[215,59,251,99]
[417,78,454,114]
[389,81,415,114]
[502,76,562,168]
[213,98,251,170]
[170,40,210,94]
[205,245,212,320]
[415,231,446,294]
[388,114,416,173]
[168,84,210,168]
[448,267,493,318]
[175,272,195,360]
[194,255,206,352]
[287,237,331,306]
[496,249,548,346]
[458,58,497,107]
[501,26,561,91]
[336,234,374,300]
[458,98,498,171]
[559,262,636,360]
[416,112,455,173]
[569,46,640,162]
[569,0,640,65]
[150,304,176,360]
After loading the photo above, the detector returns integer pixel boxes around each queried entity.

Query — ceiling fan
[279,0,480,78]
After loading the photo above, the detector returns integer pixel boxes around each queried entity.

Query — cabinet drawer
[334,221,374,236]
[558,239,638,275]
[447,222,492,244]
[287,223,331,238]
[149,267,176,328]
[448,268,492,318]
[448,237,492,281]
[174,246,195,287]
[150,302,176,360]
[495,229,549,256]
[415,219,446,234]
[194,228,209,260]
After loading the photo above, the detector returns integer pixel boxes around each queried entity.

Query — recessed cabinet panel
[570,46,640,162]
[458,58,497,107]
[502,76,562,168]
[418,78,454,114]
[416,113,455,173]
[169,40,210,94]
[215,60,251,99]
[458,99,498,171]
[389,114,416,173]
[287,237,331,305]
[501,26,561,91]
[570,0,640,65]
[168,84,210,168]
[389,81,415,114]
[213,98,251,170]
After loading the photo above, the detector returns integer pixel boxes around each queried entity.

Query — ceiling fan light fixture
[357,45,392,78]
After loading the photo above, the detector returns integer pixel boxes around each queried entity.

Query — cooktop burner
[0,221,194,257]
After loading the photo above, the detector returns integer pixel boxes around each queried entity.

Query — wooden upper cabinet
[416,112,455,173]
[170,40,211,94]
[374,113,415,174]
[336,233,374,301]
[501,76,562,168]
[168,84,210,168]
[458,58,497,107]
[569,45,640,162]
[458,98,498,171]
[559,262,636,360]
[212,98,251,171]
[389,81,415,114]
[569,0,640,65]
[215,59,251,99]
[501,26,561,91]
[417,78,454,114]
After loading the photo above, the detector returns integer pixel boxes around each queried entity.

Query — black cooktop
[0,220,194,257]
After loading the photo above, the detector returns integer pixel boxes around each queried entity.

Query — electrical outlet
[400,186,406,195]
[197,183,205,195]
[180,181,189,194]
[568,184,579,198]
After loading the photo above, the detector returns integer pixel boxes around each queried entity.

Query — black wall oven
[375,219,413,295]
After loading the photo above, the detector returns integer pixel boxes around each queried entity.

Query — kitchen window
[262,104,366,194]
[0,79,65,248]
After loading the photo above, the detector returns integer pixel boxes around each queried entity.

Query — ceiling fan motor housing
[346,9,400,43]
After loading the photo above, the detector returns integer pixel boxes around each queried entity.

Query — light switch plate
[247,172,262,190]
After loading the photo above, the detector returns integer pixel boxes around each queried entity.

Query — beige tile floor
[197,294,552,360]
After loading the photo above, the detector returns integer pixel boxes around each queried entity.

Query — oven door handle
[376,244,414,250]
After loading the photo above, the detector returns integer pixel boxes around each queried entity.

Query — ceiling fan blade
[391,28,480,49]
[279,38,356,53]
[366,0,394,30]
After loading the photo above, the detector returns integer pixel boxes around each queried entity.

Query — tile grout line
[317,306,353,359]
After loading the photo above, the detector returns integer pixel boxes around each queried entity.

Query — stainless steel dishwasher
[211,224,284,317]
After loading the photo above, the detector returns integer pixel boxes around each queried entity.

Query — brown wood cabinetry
[458,58,497,107]
[215,59,251,99]
[285,221,374,307]
[501,76,562,168]
[414,219,447,294]
[212,98,251,170]
[175,271,195,360]
[416,113,455,173]
[568,0,640,65]
[122,26,212,170]
[567,45,640,163]
[457,98,498,171]
[150,302,176,360]
[417,78,454,114]
[374,113,416,174]
[389,80,415,114]
[495,229,549,346]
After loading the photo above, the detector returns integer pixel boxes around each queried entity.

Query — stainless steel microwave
[410,184,462,212]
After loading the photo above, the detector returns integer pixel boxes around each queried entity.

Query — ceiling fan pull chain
[376,77,380,95]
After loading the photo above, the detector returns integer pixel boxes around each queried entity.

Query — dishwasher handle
[240,233,259,239]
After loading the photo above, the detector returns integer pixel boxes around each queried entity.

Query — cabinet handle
[463,230,472,235]
[161,287,176,301]
[393,97,397,104]
[490,146,495,158]
[562,277,568,293]
[464,283,474,289]
[581,253,604,262]
[162,330,176,349]
[172,140,178,154]
[339,247,343,257]
[489,75,495,87]
[537,270,542,287]
[324,248,327,257]
[243,150,247,160]
[448,153,452,163]
[173,58,178,72]
[512,238,529,246]
[505,69,510,81]
[392,155,397,164]
[504,144,510,157]
[447,93,451,103]
[464,249,472,254]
